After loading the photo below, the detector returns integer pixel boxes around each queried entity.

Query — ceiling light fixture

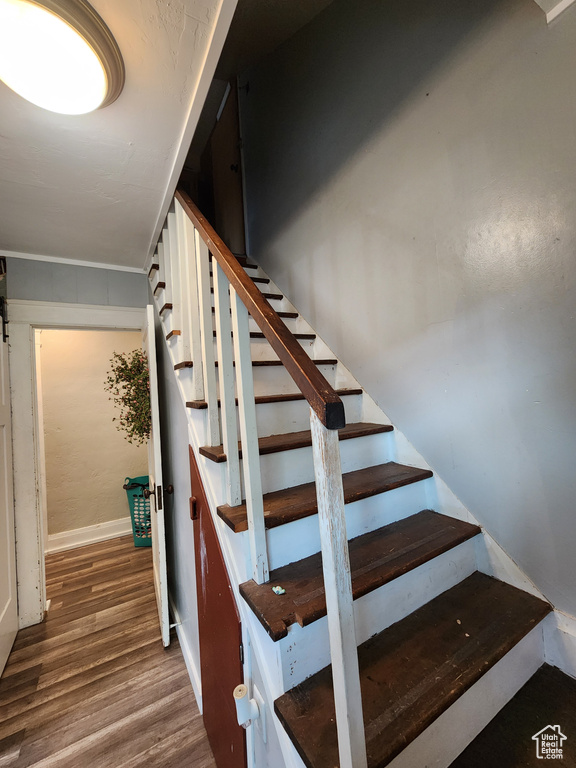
[0,0,124,115]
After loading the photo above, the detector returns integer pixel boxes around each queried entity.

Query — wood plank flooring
[0,536,215,768]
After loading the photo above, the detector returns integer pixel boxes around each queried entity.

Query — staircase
[149,191,552,768]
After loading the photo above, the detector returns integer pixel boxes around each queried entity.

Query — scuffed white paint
[9,301,145,628]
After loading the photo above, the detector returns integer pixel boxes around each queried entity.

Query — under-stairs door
[190,445,247,768]
[144,304,170,647]
[0,296,17,675]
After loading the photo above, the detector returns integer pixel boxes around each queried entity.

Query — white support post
[230,287,269,584]
[174,203,191,362]
[177,205,204,399]
[196,232,220,446]
[213,264,242,507]
[162,227,173,305]
[167,209,182,336]
[310,408,368,768]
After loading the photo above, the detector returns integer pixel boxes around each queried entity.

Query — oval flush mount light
[0,0,124,114]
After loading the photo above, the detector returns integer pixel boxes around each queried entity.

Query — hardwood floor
[0,536,216,768]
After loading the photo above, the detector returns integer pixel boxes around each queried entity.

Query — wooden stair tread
[153,281,165,295]
[147,263,159,278]
[174,358,337,370]
[274,572,552,768]
[200,422,393,464]
[241,510,481,640]
[218,461,432,533]
[211,330,315,341]
[211,288,283,300]
[186,388,363,409]
[449,664,576,768]
[159,303,172,314]
[210,272,269,285]
[211,307,298,319]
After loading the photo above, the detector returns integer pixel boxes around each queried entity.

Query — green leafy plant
[104,349,151,445]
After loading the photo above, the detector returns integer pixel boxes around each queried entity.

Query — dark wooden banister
[175,188,345,430]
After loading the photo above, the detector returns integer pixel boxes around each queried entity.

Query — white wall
[241,0,576,616]
[39,329,148,535]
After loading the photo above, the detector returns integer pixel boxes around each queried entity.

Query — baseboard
[169,593,203,712]
[544,610,576,679]
[45,517,133,553]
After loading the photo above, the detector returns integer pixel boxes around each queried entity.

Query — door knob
[165,485,174,494]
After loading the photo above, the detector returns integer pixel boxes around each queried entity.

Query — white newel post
[195,234,220,446]
[310,408,368,768]
[213,264,242,507]
[230,287,269,584]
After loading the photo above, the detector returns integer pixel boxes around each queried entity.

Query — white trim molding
[9,300,145,628]
[533,0,576,22]
[2,249,146,274]
[8,300,145,328]
[46,518,133,554]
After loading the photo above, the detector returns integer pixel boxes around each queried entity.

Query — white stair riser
[387,624,545,768]
[278,538,478,687]
[176,362,339,400]
[266,479,433,569]
[254,394,363,438]
[211,337,316,363]
[257,431,396,495]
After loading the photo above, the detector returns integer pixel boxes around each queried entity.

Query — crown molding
[1,249,146,274]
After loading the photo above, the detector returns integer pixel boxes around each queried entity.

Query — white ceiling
[0,0,233,272]
[0,0,334,273]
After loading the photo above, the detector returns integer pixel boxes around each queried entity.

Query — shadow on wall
[241,0,510,250]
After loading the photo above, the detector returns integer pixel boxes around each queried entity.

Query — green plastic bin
[123,476,152,547]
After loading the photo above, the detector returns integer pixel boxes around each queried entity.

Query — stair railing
[160,188,368,768]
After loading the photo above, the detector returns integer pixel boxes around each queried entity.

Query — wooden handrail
[175,188,345,430]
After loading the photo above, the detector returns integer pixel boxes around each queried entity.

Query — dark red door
[190,446,247,768]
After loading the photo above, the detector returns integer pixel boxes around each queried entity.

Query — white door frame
[8,300,145,628]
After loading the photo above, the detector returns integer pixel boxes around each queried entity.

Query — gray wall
[6,257,148,307]
[241,0,576,615]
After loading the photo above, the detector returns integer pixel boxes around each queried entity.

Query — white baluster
[177,205,204,398]
[230,287,269,584]
[156,241,164,298]
[167,209,181,337]
[196,233,220,446]
[162,226,173,306]
[213,264,241,507]
[310,408,367,768]
[174,203,191,362]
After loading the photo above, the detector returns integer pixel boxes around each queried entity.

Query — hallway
[0,536,216,768]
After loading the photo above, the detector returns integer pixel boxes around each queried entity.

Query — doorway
[34,328,148,576]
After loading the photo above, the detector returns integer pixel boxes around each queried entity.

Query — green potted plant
[104,349,151,445]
